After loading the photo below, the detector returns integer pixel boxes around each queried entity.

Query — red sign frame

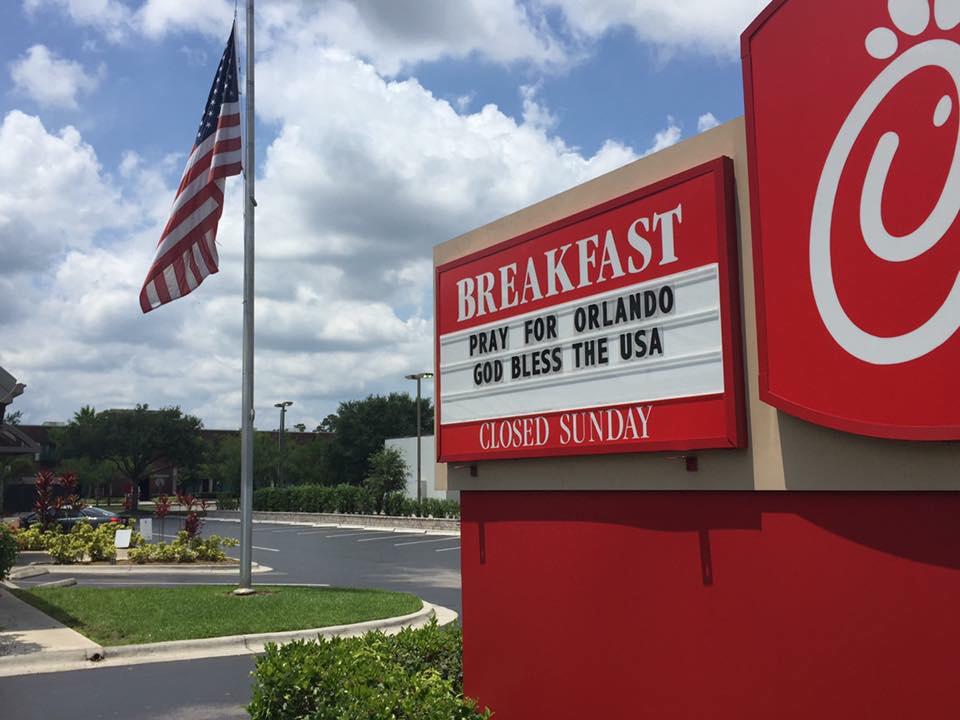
[743,0,960,440]
[434,158,746,462]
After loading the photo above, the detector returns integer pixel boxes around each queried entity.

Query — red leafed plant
[153,494,172,539]
[59,472,84,512]
[33,471,59,530]
[176,491,203,539]
[122,482,136,512]
[183,512,202,539]
[154,494,172,518]
[176,490,195,511]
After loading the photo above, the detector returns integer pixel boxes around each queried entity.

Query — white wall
[385,435,458,501]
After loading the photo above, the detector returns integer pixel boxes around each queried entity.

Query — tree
[287,435,330,486]
[322,393,432,486]
[363,446,408,512]
[57,457,115,502]
[292,423,306,432]
[204,431,280,493]
[317,414,339,433]
[4,410,22,425]
[58,404,204,511]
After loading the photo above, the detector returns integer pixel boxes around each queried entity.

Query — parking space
[204,520,460,553]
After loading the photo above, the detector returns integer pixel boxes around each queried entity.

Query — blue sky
[0,0,766,430]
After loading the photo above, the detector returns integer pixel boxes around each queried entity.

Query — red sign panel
[435,159,746,462]
[744,0,960,440]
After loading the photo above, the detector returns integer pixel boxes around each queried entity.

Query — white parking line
[297,530,327,535]
[357,533,425,543]
[436,546,461,552]
[394,536,461,547]
[265,528,315,534]
[326,531,388,538]
[63,580,328,587]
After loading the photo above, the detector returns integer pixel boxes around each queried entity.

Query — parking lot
[4,518,462,720]
[13,518,463,614]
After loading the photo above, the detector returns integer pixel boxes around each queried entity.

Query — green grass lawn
[13,585,422,646]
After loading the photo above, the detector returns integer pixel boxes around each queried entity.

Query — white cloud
[9,45,102,109]
[23,0,132,42]
[538,0,769,57]
[136,0,235,39]
[0,111,132,275]
[283,0,567,75]
[520,83,558,130]
[23,0,234,41]
[249,44,640,303]
[644,117,682,155]
[27,0,766,71]
[697,112,720,133]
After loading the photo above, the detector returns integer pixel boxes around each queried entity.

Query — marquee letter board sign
[435,158,746,462]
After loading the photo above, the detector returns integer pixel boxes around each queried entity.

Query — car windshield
[82,507,112,517]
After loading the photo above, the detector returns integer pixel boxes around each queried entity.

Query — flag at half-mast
[139,24,242,313]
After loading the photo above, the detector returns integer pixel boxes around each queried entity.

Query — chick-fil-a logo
[744,0,960,439]
[812,0,960,365]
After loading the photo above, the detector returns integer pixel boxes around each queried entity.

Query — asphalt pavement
[1,518,461,719]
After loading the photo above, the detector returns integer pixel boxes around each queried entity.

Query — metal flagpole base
[233,587,257,596]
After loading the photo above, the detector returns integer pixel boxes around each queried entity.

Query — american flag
[140,24,242,313]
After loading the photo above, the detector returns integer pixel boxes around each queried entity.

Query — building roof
[0,424,41,455]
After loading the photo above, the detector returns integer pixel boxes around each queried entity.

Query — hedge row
[248,621,489,719]
[252,484,460,519]
[0,524,16,581]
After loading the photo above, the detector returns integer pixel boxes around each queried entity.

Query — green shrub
[84,523,118,562]
[253,484,461,519]
[46,531,87,564]
[0,524,17,581]
[11,522,144,565]
[191,534,239,562]
[382,492,407,517]
[332,484,361,513]
[129,532,238,564]
[216,493,239,511]
[248,622,489,720]
[12,525,54,551]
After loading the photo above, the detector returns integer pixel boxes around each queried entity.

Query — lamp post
[274,401,293,488]
[404,372,433,503]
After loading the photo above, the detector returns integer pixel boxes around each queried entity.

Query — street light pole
[274,401,293,488]
[404,373,433,504]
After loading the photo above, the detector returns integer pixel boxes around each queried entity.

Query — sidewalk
[0,583,103,669]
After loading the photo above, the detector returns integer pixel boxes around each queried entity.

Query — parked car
[80,507,124,525]
[19,506,122,531]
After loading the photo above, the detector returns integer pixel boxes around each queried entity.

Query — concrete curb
[12,561,273,576]
[36,578,77,588]
[0,599,456,676]
[8,566,49,580]
[208,510,460,533]
[0,643,105,671]
[104,602,438,660]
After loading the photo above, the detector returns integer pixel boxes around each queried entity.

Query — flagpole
[236,0,256,595]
